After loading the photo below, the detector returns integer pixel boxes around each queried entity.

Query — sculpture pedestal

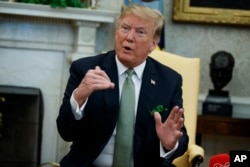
[202,90,232,116]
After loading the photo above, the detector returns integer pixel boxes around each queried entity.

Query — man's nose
[126,30,135,42]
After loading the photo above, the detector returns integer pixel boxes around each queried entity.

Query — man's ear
[149,39,159,52]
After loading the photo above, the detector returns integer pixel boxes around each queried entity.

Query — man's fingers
[168,106,179,120]
[176,117,184,130]
[95,66,101,70]
[92,66,114,84]
[169,106,183,122]
[173,108,184,122]
[94,66,112,82]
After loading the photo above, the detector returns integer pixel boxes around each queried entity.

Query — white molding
[0,2,118,23]
[0,2,118,61]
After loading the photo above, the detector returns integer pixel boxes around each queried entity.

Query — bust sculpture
[210,51,235,91]
[203,51,235,116]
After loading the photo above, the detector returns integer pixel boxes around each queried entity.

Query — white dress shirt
[70,56,178,167]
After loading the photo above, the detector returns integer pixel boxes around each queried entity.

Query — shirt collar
[115,56,146,80]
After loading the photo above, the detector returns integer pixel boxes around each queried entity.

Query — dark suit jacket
[57,50,189,167]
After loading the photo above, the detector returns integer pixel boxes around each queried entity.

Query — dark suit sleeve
[56,51,118,142]
[56,60,88,141]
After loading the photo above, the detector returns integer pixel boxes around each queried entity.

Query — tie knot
[126,69,134,77]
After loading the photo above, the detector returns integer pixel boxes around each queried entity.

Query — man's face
[115,14,158,68]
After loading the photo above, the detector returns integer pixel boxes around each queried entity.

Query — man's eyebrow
[121,22,129,26]
[136,27,147,32]
[136,26,145,29]
[120,23,147,32]
[133,25,146,30]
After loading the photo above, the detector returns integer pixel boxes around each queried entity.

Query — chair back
[149,50,200,145]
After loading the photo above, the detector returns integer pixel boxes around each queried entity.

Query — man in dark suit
[57,4,188,167]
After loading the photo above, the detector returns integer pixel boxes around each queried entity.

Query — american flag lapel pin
[151,79,156,85]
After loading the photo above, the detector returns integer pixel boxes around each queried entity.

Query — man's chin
[119,57,135,67]
[118,52,133,59]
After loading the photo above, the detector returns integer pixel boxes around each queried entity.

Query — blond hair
[117,4,164,40]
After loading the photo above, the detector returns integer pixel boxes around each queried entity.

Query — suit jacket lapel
[137,58,159,120]
[101,51,120,125]
[134,58,160,160]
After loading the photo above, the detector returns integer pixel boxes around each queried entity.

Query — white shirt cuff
[70,89,86,120]
[160,141,179,159]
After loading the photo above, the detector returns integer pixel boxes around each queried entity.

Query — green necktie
[113,69,135,167]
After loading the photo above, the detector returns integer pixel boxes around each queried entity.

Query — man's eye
[121,26,129,31]
[137,30,146,35]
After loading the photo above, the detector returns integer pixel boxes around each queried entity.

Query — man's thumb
[154,112,162,127]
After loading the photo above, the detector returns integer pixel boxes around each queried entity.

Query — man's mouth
[124,46,132,51]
